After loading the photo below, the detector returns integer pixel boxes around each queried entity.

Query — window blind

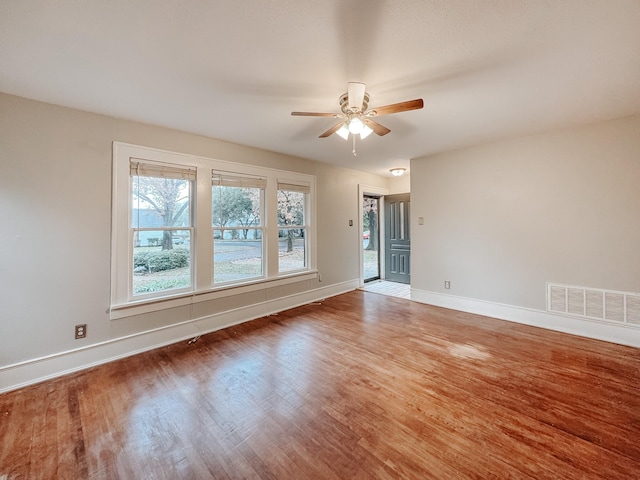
[212,172,267,189]
[277,180,310,194]
[130,159,196,180]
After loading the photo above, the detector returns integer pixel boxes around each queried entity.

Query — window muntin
[277,183,309,273]
[130,161,194,297]
[212,173,266,284]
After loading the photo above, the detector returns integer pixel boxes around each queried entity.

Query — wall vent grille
[547,283,640,325]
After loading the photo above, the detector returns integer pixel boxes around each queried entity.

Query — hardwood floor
[2,291,640,479]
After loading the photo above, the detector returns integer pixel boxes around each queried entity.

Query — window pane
[132,176,191,228]
[133,230,191,295]
[279,228,306,272]
[213,229,263,283]
[277,190,305,226]
[212,184,263,284]
[212,186,262,228]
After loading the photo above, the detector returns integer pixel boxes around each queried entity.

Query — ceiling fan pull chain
[352,134,357,156]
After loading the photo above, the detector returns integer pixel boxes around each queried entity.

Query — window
[131,161,194,297]
[111,143,316,314]
[212,172,266,284]
[277,182,309,273]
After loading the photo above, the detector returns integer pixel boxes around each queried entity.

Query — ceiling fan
[291,82,424,145]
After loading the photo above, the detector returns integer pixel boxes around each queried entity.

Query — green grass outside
[133,246,306,294]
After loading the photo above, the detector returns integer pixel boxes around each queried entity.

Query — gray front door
[384,193,410,284]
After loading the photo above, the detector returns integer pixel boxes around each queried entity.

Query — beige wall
[410,114,640,310]
[388,173,410,194]
[0,93,388,368]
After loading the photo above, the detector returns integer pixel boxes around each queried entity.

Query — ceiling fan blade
[368,98,424,117]
[319,122,344,138]
[347,82,366,111]
[291,111,338,117]
[363,119,391,136]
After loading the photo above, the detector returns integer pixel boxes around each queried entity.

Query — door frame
[358,184,389,288]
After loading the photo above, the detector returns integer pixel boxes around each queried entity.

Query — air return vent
[547,283,640,325]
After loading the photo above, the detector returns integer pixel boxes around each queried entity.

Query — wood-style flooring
[1,291,640,479]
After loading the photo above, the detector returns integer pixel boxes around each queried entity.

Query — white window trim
[111,142,317,319]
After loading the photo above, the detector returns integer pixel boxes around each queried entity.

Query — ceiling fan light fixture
[360,123,373,139]
[348,117,364,135]
[390,168,406,177]
[336,124,350,140]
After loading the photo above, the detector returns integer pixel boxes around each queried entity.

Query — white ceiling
[2,1,639,177]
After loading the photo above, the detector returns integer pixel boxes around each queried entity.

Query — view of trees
[363,197,378,251]
[132,176,190,250]
[212,186,261,238]
[130,179,309,293]
[277,190,305,252]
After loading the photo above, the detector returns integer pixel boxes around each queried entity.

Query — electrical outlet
[75,324,87,339]
[444,281,450,289]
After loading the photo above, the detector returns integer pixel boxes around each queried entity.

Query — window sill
[109,270,318,320]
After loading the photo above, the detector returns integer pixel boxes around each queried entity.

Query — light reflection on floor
[447,343,491,360]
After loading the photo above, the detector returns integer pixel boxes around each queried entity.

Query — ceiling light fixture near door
[390,168,406,176]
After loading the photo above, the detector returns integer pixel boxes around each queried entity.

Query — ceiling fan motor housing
[340,92,370,114]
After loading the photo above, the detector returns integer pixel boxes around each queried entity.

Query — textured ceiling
[1,1,639,176]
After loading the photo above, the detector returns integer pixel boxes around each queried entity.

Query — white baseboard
[0,280,359,394]
[411,288,640,348]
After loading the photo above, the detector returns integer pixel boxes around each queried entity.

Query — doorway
[362,195,380,282]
